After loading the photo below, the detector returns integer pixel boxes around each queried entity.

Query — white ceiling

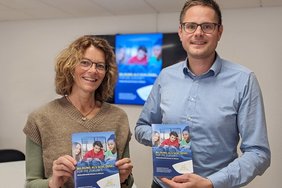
[0,0,281,22]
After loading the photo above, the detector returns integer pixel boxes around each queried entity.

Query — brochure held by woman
[72,131,120,188]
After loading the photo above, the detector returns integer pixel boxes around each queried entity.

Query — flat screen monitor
[94,32,186,105]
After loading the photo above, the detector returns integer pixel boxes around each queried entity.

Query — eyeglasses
[79,59,107,72]
[181,22,220,34]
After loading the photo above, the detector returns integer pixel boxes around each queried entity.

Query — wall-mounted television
[94,32,186,105]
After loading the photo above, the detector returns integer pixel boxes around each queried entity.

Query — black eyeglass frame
[181,22,221,34]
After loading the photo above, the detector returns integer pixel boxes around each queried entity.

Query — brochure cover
[72,132,120,188]
[152,124,193,177]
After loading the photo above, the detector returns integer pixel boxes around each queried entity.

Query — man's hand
[161,173,213,188]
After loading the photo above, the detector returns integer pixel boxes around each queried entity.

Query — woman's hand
[115,158,133,183]
[48,155,77,188]
[161,173,213,188]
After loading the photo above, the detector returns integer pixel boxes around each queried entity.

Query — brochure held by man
[152,124,193,177]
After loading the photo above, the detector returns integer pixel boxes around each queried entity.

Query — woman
[23,36,133,187]
[152,131,160,147]
[104,134,117,160]
[72,142,82,162]
[179,126,191,149]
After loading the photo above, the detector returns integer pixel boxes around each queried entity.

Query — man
[135,0,271,188]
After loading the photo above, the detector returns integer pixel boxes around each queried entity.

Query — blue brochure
[152,124,193,177]
[72,132,120,188]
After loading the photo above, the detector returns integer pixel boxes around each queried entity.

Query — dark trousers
[151,180,162,188]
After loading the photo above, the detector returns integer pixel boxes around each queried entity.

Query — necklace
[66,96,96,121]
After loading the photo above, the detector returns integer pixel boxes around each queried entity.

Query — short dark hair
[138,45,147,53]
[93,141,103,148]
[170,131,178,138]
[179,0,222,25]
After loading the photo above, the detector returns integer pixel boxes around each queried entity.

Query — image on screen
[114,33,163,105]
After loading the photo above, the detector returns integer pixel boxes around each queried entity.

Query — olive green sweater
[23,97,133,187]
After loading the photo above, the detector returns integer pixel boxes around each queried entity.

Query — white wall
[0,7,281,188]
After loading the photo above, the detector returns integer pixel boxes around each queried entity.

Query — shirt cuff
[207,171,228,188]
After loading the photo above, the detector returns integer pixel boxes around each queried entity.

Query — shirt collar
[182,53,222,79]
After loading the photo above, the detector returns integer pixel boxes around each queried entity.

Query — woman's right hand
[115,158,133,184]
[48,155,77,188]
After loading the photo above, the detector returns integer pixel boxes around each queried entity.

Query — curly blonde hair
[55,35,117,102]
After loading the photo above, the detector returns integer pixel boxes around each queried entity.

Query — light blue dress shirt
[135,54,271,188]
